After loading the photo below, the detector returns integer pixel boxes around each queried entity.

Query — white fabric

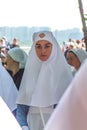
[44,59,87,130]
[29,106,53,113]
[27,106,54,130]
[8,47,28,69]
[17,31,73,107]
[0,63,18,111]
[0,96,21,130]
[22,126,29,130]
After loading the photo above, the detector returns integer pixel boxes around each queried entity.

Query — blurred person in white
[0,62,18,116]
[44,59,87,130]
[0,96,21,130]
[16,31,73,130]
[66,48,87,76]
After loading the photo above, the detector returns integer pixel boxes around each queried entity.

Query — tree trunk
[78,0,87,50]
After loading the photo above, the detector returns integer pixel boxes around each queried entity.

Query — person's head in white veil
[66,48,87,70]
[44,59,87,130]
[17,31,73,107]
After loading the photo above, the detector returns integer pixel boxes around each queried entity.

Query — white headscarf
[69,48,87,63]
[0,63,18,111]
[8,47,28,69]
[44,59,87,130]
[17,31,73,107]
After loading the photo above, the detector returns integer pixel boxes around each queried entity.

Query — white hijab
[44,59,87,130]
[69,48,87,64]
[0,63,18,111]
[17,31,73,107]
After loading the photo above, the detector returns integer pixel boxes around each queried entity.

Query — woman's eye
[36,45,41,49]
[45,45,51,48]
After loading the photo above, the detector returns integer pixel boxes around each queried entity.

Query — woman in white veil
[66,48,87,76]
[16,31,73,130]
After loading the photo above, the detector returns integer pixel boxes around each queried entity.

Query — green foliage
[84,14,87,21]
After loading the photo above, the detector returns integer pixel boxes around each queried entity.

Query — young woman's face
[66,52,81,70]
[35,40,52,61]
[6,54,15,71]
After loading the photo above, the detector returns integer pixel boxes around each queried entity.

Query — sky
[0,0,86,30]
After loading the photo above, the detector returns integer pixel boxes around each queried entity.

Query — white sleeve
[22,126,29,130]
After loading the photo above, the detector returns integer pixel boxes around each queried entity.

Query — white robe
[17,31,73,130]
[44,59,87,130]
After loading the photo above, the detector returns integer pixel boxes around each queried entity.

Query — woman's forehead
[36,40,52,45]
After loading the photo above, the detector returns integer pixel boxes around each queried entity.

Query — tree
[84,14,87,21]
[78,0,87,50]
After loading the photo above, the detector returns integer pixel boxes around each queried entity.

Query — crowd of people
[62,38,86,52]
[0,31,87,130]
[61,37,87,76]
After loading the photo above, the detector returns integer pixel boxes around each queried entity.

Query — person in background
[0,63,18,116]
[0,38,6,47]
[66,48,87,76]
[0,38,10,67]
[10,38,20,48]
[16,31,73,130]
[6,47,28,90]
[2,36,11,49]
[0,50,7,66]
[0,46,12,75]
[62,38,76,54]
[44,59,87,130]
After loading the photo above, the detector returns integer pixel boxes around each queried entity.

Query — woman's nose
[41,47,46,54]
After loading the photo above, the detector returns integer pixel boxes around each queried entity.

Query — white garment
[44,59,87,130]
[0,63,18,111]
[27,106,53,130]
[0,96,21,130]
[17,31,73,107]
[17,31,73,130]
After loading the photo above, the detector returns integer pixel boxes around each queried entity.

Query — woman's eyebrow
[35,42,52,46]
[46,42,51,45]
[35,43,40,46]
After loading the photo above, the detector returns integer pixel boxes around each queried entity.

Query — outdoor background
[0,0,86,50]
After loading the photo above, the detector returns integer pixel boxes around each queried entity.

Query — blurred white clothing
[44,59,87,130]
[0,63,18,111]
